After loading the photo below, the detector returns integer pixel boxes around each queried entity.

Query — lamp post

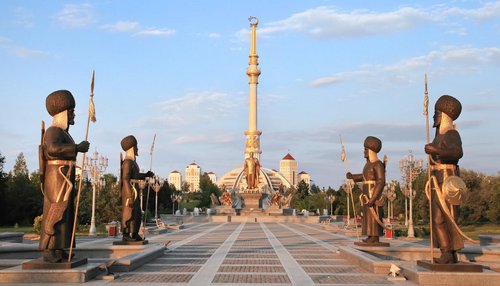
[175,194,182,215]
[342,180,353,226]
[384,181,397,222]
[138,179,147,213]
[86,149,108,236]
[170,194,176,215]
[328,194,336,217]
[153,176,164,219]
[399,151,423,238]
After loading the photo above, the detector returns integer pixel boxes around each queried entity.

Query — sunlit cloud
[54,4,94,28]
[235,2,500,40]
[311,46,500,87]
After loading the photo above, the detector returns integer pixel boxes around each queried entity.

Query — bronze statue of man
[120,135,154,242]
[39,90,90,263]
[346,136,385,243]
[424,95,464,264]
[243,151,260,190]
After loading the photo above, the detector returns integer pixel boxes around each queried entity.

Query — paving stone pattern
[112,222,402,285]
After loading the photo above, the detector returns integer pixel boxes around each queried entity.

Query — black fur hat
[46,90,75,116]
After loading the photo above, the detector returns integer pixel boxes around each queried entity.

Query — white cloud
[208,33,221,39]
[15,7,35,28]
[100,21,139,32]
[100,21,175,37]
[134,28,176,37]
[0,36,11,43]
[311,46,500,87]
[258,6,431,39]
[235,2,500,40]
[443,1,500,21]
[54,4,94,28]
[12,46,48,58]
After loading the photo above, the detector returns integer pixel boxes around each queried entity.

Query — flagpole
[142,134,156,239]
[423,74,434,263]
[68,70,96,262]
[340,135,360,241]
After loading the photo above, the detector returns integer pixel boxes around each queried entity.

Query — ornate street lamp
[170,194,176,215]
[138,179,147,213]
[328,194,336,217]
[384,181,397,222]
[342,180,353,226]
[85,149,108,236]
[399,151,423,238]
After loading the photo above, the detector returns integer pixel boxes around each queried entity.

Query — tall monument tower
[244,16,262,159]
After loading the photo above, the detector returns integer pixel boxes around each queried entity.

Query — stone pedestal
[22,257,87,270]
[241,192,262,210]
[417,260,483,272]
[215,206,235,215]
[266,205,282,216]
[354,241,390,247]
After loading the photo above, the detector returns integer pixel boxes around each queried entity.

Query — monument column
[244,16,262,160]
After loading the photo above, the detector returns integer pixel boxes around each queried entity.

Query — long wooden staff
[142,134,156,239]
[68,70,96,262]
[340,135,360,241]
[423,74,434,263]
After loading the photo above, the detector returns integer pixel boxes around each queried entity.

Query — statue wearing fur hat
[346,136,386,244]
[424,95,464,264]
[120,135,154,242]
[39,90,90,263]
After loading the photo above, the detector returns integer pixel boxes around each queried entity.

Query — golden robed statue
[243,152,260,190]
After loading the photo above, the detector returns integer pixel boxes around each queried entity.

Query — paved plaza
[80,222,410,286]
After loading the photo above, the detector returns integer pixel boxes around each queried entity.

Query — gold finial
[249,16,259,26]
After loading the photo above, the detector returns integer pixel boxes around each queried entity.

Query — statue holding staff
[39,90,90,263]
[120,135,154,242]
[346,136,386,244]
[424,95,467,264]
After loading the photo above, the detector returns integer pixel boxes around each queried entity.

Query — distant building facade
[185,162,201,192]
[280,153,298,187]
[298,171,311,186]
[168,170,182,191]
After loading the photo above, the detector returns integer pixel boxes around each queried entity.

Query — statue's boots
[132,233,144,241]
[362,236,372,243]
[370,236,380,243]
[122,229,135,242]
[435,250,457,264]
[43,249,62,263]
[55,249,74,260]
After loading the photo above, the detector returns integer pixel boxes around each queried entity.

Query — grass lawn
[0,225,108,236]
[460,224,500,240]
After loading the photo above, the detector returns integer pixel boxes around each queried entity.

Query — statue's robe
[428,129,464,251]
[121,159,147,234]
[351,160,385,237]
[39,126,77,251]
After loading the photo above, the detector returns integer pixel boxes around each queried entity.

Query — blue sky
[1,1,499,188]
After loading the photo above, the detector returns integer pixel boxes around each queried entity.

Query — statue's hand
[77,141,90,153]
[146,171,154,177]
[424,144,439,155]
[366,201,374,207]
[126,197,133,207]
[346,172,353,179]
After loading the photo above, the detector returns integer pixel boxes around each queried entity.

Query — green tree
[0,153,7,225]
[2,153,42,225]
[199,173,221,209]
